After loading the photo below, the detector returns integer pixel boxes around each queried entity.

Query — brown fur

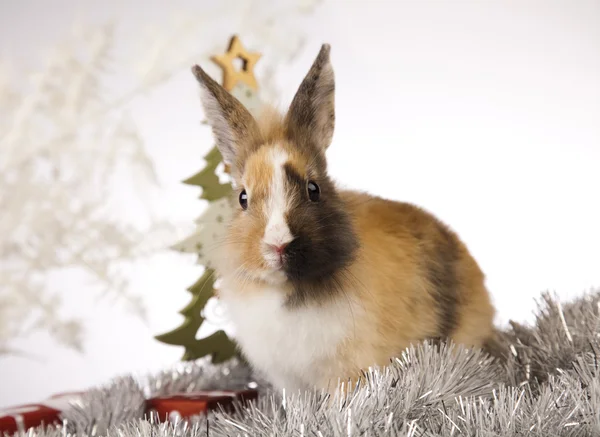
[331,191,495,385]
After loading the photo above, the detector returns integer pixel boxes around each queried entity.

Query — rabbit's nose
[268,243,289,256]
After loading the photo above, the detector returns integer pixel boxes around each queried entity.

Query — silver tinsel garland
[8,290,600,437]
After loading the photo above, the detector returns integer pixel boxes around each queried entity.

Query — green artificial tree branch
[183,147,232,201]
[155,147,238,363]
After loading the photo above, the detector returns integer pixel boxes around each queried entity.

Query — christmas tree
[155,35,263,363]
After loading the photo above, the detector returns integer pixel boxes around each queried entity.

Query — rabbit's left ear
[285,44,335,152]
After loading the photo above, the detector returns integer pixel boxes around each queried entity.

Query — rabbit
[190,44,496,395]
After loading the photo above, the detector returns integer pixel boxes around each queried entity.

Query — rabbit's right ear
[192,65,260,176]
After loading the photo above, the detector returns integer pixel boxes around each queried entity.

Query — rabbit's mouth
[261,241,291,272]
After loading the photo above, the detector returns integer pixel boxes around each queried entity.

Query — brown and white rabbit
[191,44,496,395]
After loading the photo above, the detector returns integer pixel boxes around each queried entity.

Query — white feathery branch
[0,0,323,357]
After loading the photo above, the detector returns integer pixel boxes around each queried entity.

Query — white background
[1,0,599,408]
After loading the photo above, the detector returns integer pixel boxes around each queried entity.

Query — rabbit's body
[219,188,494,393]
[191,44,495,394]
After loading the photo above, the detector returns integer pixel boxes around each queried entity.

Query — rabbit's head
[192,45,358,298]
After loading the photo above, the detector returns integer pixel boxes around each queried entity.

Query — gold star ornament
[211,35,262,91]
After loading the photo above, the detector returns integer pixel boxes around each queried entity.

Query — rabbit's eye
[307,181,320,202]
[239,190,248,210]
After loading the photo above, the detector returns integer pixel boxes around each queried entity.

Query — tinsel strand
[8,290,600,437]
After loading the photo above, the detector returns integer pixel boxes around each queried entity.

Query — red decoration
[0,392,82,434]
[0,389,259,434]
[145,390,258,422]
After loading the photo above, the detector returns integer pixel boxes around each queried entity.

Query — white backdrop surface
[0,0,599,408]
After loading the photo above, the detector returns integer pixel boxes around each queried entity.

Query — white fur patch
[218,282,359,393]
[262,146,294,266]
